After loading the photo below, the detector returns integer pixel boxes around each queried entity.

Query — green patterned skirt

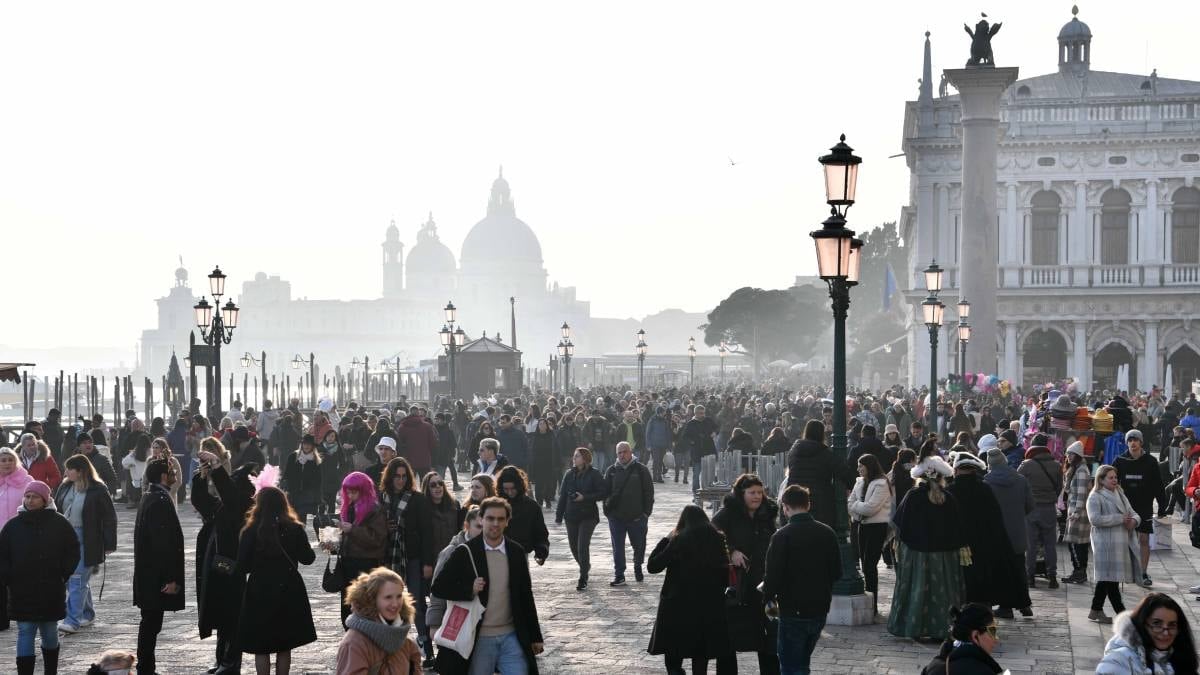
[886,541,964,640]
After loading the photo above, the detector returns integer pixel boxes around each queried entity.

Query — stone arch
[1019,322,1073,351]
[1021,327,1069,386]
[1166,340,1200,394]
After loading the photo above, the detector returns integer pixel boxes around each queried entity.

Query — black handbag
[322,554,343,593]
[210,537,237,577]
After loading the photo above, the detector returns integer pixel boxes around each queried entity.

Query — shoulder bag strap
[460,543,479,577]
[1034,459,1062,495]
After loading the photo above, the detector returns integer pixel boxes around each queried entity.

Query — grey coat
[983,464,1034,554]
[1086,488,1142,584]
[426,530,470,629]
[1063,463,1092,544]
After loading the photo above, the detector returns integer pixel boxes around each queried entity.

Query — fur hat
[951,451,987,472]
[884,423,899,436]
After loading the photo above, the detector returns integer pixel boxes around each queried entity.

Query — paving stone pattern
[3,478,1197,673]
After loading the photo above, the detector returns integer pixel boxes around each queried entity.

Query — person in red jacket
[16,433,62,490]
[396,410,438,476]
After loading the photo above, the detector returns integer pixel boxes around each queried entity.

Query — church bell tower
[382,219,405,298]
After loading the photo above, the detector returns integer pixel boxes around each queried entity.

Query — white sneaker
[57,622,78,634]
[78,618,94,627]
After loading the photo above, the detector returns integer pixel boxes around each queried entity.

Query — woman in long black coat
[648,504,735,675]
[192,450,256,674]
[712,475,781,675]
[236,486,317,674]
[528,419,559,508]
[786,420,843,528]
[281,434,323,525]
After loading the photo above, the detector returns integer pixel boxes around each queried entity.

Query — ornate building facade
[900,9,1200,392]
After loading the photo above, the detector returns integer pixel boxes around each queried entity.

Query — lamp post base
[825,592,875,626]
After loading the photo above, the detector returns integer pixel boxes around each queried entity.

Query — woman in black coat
[236,487,317,674]
[945,459,1029,612]
[786,420,843,528]
[0,482,79,674]
[192,450,256,674]
[761,428,791,456]
[281,434,323,524]
[711,475,781,675]
[317,429,348,516]
[555,447,606,590]
[648,504,734,675]
[498,466,550,562]
[529,419,559,508]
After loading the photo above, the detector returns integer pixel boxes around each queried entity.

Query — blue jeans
[691,459,702,491]
[469,631,527,675]
[608,516,648,577]
[17,621,58,657]
[405,558,431,657]
[65,526,94,627]
[778,616,824,675]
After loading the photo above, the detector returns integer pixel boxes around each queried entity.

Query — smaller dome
[386,218,400,240]
[174,266,188,283]
[1058,6,1091,40]
[406,214,456,278]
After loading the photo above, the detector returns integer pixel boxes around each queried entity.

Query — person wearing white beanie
[1062,441,1092,585]
[977,434,999,454]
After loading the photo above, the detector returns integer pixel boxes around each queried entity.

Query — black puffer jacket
[921,641,1004,674]
[712,493,780,652]
[0,507,80,621]
[786,438,838,528]
[555,466,605,523]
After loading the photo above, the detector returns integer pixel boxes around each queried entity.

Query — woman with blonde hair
[335,567,423,675]
[1086,464,1142,624]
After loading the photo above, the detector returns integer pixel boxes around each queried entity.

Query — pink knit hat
[24,480,53,508]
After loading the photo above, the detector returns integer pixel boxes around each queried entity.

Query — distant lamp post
[719,341,728,382]
[192,266,239,420]
[635,330,647,390]
[558,322,574,391]
[957,298,971,378]
[922,260,945,431]
[688,337,697,385]
[291,353,316,407]
[811,133,865,598]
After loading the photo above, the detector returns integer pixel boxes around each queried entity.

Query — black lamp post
[291,353,316,408]
[922,260,945,432]
[558,322,574,391]
[240,351,267,408]
[440,301,466,399]
[810,133,865,597]
[193,266,239,422]
[688,337,697,385]
[635,328,647,390]
[957,298,971,379]
[719,342,728,382]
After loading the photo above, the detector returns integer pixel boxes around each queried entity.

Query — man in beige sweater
[431,496,544,674]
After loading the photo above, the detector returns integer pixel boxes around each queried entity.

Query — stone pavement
[4,477,1200,673]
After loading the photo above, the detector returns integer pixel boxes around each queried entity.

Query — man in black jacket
[1115,429,1165,587]
[431,497,544,674]
[75,434,118,496]
[761,485,840,675]
[603,442,654,586]
[133,460,185,675]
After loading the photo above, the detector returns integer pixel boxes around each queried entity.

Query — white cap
[377,437,397,451]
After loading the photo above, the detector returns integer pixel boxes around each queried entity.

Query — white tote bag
[433,545,486,658]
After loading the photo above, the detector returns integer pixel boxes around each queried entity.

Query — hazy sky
[2,1,1196,351]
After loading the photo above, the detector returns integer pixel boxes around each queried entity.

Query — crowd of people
[0,381,1199,673]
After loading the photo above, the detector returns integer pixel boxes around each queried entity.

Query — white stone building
[900,8,1200,392]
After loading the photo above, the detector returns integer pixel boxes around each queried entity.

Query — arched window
[1173,187,1200,264]
[1030,191,1061,265]
[1100,189,1131,265]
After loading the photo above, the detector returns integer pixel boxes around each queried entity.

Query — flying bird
[728,157,738,167]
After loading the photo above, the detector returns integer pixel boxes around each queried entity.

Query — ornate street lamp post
[688,337,697,385]
[957,298,972,379]
[440,301,466,399]
[923,261,946,432]
[193,266,239,422]
[810,134,865,597]
[635,328,647,390]
[558,322,574,391]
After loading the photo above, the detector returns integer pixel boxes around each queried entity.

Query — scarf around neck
[346,612,412,654]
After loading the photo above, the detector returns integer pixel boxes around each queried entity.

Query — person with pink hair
[323,471,387,628]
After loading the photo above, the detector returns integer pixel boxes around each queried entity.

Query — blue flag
[883,263,898,311]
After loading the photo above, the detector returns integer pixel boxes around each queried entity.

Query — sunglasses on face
[428,481,444,488]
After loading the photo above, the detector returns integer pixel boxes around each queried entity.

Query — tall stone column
[1073,322,1088,385]
[1145,180,1162,285]
[1003,182,1019,287]
[1072,181,1090,286]
[945,66,1019,375]
[1003,321,1019,384]
[1142,321,1159,391]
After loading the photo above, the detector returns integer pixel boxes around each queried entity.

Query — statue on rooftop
[963,13,1002,67]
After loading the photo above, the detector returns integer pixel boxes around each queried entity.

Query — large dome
[406,214,456,276]
[460,170,544,267]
